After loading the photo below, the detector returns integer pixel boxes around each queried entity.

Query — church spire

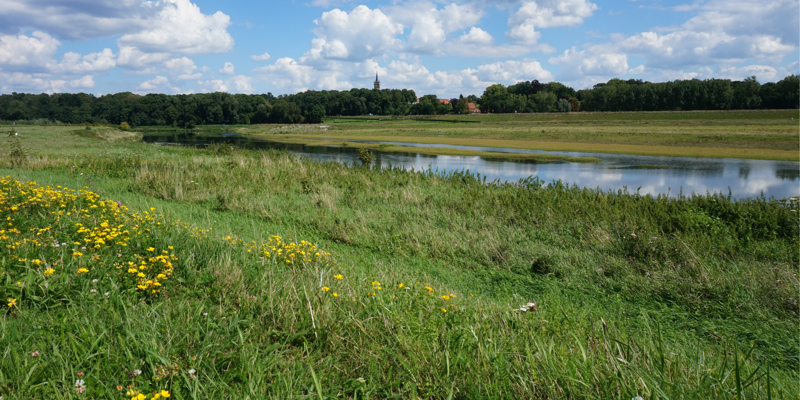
[374,71,381,89]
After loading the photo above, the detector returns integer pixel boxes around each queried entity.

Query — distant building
[468,103,480,113]
[439,99,450,105]
[374,73,380,89]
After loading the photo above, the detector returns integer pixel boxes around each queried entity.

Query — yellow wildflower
[334,274,343,280]
[77,268,89,274]
[44,268,55,276]
[321,286,330,292]
[7,298,17,307]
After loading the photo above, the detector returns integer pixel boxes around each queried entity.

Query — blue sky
[0,0,797,98]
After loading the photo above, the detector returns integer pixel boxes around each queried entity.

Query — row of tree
[0,75,796,126]
[478,75,799,113]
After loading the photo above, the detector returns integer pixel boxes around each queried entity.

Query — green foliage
[0,76,796,128]
[556,98,571,113]
[119,121,131,131]
[7,137,26,168]
[0,128,797,398]
[306,104,326,124]
[358,148,375,165]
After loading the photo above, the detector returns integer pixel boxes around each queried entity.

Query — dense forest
[0,75,796,127]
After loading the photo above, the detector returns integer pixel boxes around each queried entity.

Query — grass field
[240,110,800,161]
[0,121,798,399]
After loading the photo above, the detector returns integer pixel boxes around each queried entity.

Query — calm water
[142,132,800,200]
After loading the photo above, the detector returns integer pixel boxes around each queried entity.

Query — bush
[358,148,375,166]
[119,122,131,131]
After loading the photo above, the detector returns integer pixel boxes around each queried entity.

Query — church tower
[374,72,381,89]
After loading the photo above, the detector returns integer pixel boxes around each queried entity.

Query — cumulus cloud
[251,52,271,61]
[549,46,629,78]
[165,57,201,80]
[220,62,235,75]
[307,6,403,61]
[117,46,171,70]
[449,28,533,57]
[254,57,318,92]
[136,75,182,93]
[0,31,60,71]
[198,75,254,93]
[683,0,798,46]
[548,0,797,84]
[58,49,117,74]
[118,0,233,55]
[473,60,554,83]
[0,71,94,93]
[0,0,158,40]
[388,2,483,55]
[506,0,598,45]
[460,27,493,45]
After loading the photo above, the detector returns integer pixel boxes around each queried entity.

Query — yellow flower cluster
[127,389,170,400]
[1,176,335,307]
[237,235,333,267]
[0,177,184,302]
[318,274,463,313]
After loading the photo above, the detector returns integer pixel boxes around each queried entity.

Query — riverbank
[248,134,603,163]
[239,109,800,161]
[0,125,797,398]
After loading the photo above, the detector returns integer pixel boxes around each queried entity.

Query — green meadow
[242,110,800,161]
[0,115,798,399]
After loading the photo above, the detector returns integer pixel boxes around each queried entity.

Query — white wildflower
[74,379,86,393]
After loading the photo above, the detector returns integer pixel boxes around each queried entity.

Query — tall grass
[0,126,797,398]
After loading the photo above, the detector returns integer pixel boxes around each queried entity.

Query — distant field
[242,110,800,160]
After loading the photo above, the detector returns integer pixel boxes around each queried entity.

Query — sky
[0,0,797,98]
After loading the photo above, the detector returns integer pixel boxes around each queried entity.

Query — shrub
[358,148,375,166]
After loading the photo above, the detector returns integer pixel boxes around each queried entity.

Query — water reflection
[142,132,800,200]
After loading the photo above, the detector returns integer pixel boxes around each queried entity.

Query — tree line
[0,75,796,127]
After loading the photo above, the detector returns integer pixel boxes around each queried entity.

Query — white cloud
[718,65,780,81]
[473,60,554,83]
[506,0,598,45]
[220,62,235,75]
[251,52,271,61]
[165,57,201,80]
[451,28,533,57]
[0,71,94,93]
[550,46,629,78]
[546,0,797,84]
[117,46,171,69]
[136,75,182,93]
[254,57,317,92]
[459,27,493,45]
[118,0,233,55]
[309,6,403,61]
[0,0,158,40]
[388,2,484,55]
[58,49,116,74]
[198,75,254,93]
[683,0,798,46]
[0,31,60,71]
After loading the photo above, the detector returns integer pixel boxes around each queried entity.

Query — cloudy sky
[1,0,797,97]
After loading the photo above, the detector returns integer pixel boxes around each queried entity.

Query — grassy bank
[0,125,798,399]
[240,110,800,161]
[248,135,602,163]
